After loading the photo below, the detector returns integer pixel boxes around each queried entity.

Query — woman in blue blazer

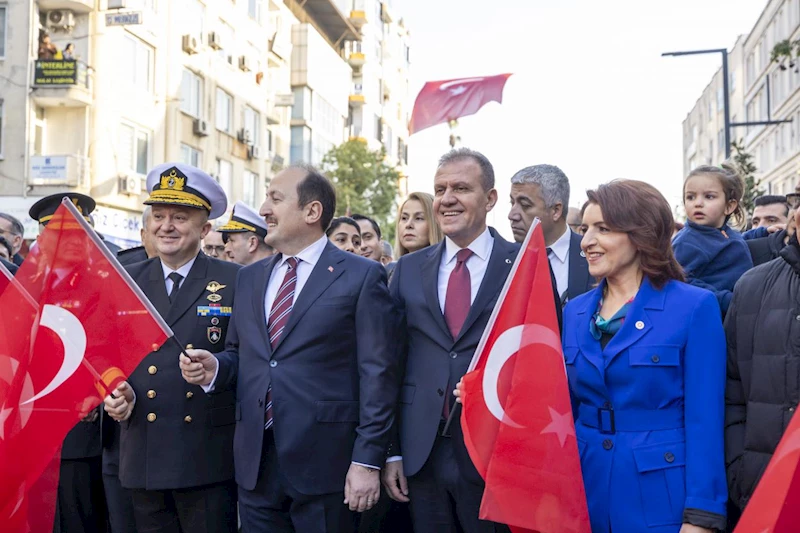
[565,180,727,532]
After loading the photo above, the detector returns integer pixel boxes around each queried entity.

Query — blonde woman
[394,192,443,258]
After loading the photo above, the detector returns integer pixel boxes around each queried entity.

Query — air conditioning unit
[208,32,223,51]
[193,118,209,137]
[47,10,75,32]
[238,55,252,72]
[119,175,140,195]
[182,34,200,55]
[237,128,252,144]
[248,145,261,160]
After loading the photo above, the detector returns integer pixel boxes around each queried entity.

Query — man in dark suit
[1,256,17,274]
[508,164,593,304]
[0,212,25,266]
[383,149,560,533]
[181,165,400,532]
[103,163,240,533]
[118,206,156,266]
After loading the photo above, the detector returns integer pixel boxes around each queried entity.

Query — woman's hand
[679,524,713,533]
[454,378,465,404]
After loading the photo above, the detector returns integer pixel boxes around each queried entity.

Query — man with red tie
[180,165,401,532]
[383,148,560,533]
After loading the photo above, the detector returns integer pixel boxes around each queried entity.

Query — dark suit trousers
[103,473,136,533]
[239,430,356,533]
[129,481,237,533]
[407,435,509,533]
[53,457,107,533]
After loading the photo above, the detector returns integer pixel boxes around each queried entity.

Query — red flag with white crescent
[408,73,512,135]
[0,199,172,531]
[460,220,590,533]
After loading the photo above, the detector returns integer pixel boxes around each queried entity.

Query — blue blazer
[214,242,401,495]
[562,278,727,533]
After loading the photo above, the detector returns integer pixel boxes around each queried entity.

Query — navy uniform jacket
[563,278,727,533]
[120,253,240,490]
[214,241,401,495]
[117,246,148,267]
[390,228,561,483]
[1,257,17,274]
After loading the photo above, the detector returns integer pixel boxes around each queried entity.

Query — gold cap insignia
[160,169,186,191]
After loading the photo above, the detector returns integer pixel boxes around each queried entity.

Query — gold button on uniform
[184,415,192,423]
[148,365,157,375]
[147,413,157,422]
[186,391,194,399]
[147,390,156,399]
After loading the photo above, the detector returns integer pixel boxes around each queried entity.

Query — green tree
[731,139,763,220]
[322,139,402,243]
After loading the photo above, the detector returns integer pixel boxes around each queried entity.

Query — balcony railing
[31,60,93,107]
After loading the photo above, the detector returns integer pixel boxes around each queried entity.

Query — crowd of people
[2,147,799,533]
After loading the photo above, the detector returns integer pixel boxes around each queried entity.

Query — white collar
[277,234,328,268]
[444,227,492,264]
[161,255,198,281]
[548,226,571,262]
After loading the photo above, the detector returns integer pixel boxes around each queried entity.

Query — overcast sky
[401,0,769,239]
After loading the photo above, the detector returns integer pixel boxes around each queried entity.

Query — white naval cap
[144,162,228,220]
[217,201,268,238]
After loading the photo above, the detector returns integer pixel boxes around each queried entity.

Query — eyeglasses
[787,193,800,209]
[203,245,226,255]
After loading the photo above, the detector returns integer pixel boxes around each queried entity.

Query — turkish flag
[734,411,800,532]
[408,73,512,134]
[0,199,172,531]
[460,220,590,533]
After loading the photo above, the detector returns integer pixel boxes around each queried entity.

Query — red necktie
[442,248,473,418]
[265,257,299,429]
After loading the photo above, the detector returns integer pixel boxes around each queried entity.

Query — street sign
[105,11,142,26]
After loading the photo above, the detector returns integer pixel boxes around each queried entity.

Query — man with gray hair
[508,164,592,305]
[0,212,25,266]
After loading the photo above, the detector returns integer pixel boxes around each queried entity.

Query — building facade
[0,0,411,246]
[682,0,800,198]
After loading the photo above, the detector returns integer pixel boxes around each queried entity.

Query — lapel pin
[635,320,645,330]
[328,266,334,272]
[580,251,586,258]
[505,258,512,264]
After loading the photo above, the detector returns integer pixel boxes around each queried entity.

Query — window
[33,106,45,155]
[180,143,201,167]
[248,0,262,23]
[216,88,232,133]
[717,128,725,154]
[746,54,755,87]
[186,0,205,36]
[760,40,768,73]
[707,100,713,120]
[716,87,724,112]
[181,69,203,118]
[730,71,736,94]
[217,20,235,63]
[123,34,154,93]
[0,6,6,59]
[243,105,260,145]
[290,125,311,164]
[216,158,232,200]
[243,170,258,207]
[119,123,151,175]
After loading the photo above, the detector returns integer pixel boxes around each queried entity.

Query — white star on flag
[449,85,467,96]
[540,406,575,447]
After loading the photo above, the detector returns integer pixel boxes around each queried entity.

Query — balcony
[348,52,366,67]
[29,154,89,188]
[37,0,93,14]
[349,84,365,107]
[349,10,367,28]
[31,60,93,107]
[380,1,393,23]
[287,0,360,45]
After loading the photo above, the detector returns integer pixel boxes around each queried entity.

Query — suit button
[270,360,278,368]
[437,389,444,396]
[186,391,194,399]
[147,413,156,423]
[258,398,264,407]
[450,352,457,359]
[184,416,192,423]
[602,439,613,450]
[146,390,156,399]
[651,355,660,363]
[602,401,611,409]
[148,365,157,375]
[790,406,796,412]
[664,452,675,463]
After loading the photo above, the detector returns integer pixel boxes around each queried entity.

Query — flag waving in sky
[461,219,590,533]
[0,199,172,531]
[409,73,513,134]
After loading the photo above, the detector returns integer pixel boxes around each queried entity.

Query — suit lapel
[253,256,280,355]
[144,259,171,319]
[456,230,517,343]
[601,278,664,367]
[567,231,591,301]
[575,284,605,375]
[421,242,451,341]
[272,242,346,352]
[165,253,209,326]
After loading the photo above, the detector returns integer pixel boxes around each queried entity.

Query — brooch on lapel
[207,326,222,344]
[206,281,226,303]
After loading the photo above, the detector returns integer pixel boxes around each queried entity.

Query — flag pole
[448,119,460,148]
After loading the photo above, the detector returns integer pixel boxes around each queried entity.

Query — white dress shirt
[547,227,571,303]
[263,234,328,322]
[161,256,197,294]
[437,227,494,312]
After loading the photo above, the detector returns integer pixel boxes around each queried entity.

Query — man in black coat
[103,163,240,533]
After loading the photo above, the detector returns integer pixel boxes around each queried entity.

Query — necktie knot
[167,272,184,304]
[168,272,183,286]
[546,247,553,257]
[286,257,299,271]
[456,248,473,265]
